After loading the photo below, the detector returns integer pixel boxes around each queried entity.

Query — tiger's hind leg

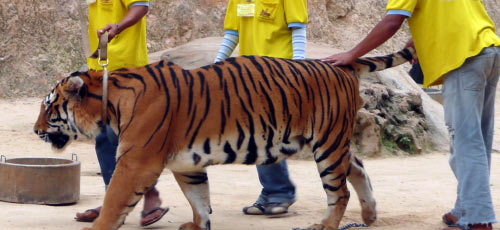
[347,155,376,225]
[87,153,165,230]
[173,169,212,230]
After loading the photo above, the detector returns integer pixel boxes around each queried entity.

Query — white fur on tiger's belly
[164,136,303,172]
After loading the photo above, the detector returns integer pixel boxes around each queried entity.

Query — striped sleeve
[214,30,239,63]
[292,26,307,60]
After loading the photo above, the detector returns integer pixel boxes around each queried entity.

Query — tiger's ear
[64,77,85,97]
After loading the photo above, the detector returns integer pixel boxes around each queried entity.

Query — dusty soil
[0,90,499,230]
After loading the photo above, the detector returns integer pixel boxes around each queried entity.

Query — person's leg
[443,47,498,227]
[258,161,296,204]
[481,47,500,173]
[243,161,296,215]
[98,126,118,188]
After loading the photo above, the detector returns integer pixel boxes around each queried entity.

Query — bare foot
[140,187,169,226]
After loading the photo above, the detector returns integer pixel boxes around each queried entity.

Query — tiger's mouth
[37,130,70,149]
[48,132,70,149]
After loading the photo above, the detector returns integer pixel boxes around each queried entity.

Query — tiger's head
[34,72,103,151]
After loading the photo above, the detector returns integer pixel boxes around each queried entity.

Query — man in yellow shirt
[75,0,168,227]
[323,1,500,229]
[215,0,308,215]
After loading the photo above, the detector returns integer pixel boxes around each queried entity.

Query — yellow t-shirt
[87,0,149,71]
[224,0,308,58]
[387,0,500,88]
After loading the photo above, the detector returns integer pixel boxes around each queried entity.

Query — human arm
[285,0,308,60]
[290,24,307,60]
[97,4,148,41]
[321,14,406,65]
[214,0,240,62]
[214,30,240,63]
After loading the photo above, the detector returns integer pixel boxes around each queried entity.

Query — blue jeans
[95,126,118,189]
[255,161,296,204]
[443,46,499,225]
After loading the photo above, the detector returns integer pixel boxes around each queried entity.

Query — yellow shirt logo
[260,8,271,19]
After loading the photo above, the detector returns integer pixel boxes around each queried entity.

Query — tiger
[34,47,415,230]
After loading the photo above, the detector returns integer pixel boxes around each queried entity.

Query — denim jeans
[442,46,499,225]
[95,126,118,189]
[255,161,296,204]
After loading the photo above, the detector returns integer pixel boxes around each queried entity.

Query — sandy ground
[0,90,499,230]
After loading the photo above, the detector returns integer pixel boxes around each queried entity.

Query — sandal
[75,208,100,222]
[242,202,291,215]
[443,212,459,226]
[443,223,492,230]
[140,206,169,227]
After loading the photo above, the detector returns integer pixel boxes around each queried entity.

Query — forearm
[291,25,307,60]
[116,5,148,33]
[215,30,239,63]
[349,15,405,58]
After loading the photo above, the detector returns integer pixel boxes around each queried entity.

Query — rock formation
[1,0,499,97]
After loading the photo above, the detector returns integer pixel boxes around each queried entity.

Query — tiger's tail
[349,47,416,75]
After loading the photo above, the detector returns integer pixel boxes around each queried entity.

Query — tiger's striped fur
[34,48,415,230]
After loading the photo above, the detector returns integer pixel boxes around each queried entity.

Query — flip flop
[75,208,100,222]
[442,212,459,226]
[242,203,266,215]
[140,206,169,227]
[443,224,493,230]
[242,202,291,215]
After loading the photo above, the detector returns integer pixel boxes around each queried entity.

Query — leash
[78,1,109,126]
[98,32,109,126]
[292,222,368,230]
[88,32,109,126]
[339,222,369,230]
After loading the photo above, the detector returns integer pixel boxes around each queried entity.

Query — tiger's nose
[34,129,39,135]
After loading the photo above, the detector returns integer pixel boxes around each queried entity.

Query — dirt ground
[0,90,499,230]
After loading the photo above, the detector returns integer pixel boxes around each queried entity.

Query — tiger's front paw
[179,222,203,230]
[362,208,377,225]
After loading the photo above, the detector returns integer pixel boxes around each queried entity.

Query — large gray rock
[157,37,449,158]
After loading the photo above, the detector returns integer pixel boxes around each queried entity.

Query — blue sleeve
[387,10,412,17]
[130,2,149,9]
[288,22,307,29]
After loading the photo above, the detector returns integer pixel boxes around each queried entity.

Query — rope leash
[88,32,109,126]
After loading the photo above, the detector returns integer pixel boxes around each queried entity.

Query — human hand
[405,39,419,64]
[97,24,121,42]
[321,51,357,66]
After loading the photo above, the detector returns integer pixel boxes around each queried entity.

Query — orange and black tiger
[34,47,415,230]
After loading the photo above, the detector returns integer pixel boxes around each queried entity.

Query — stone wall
[1,0,499,98]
